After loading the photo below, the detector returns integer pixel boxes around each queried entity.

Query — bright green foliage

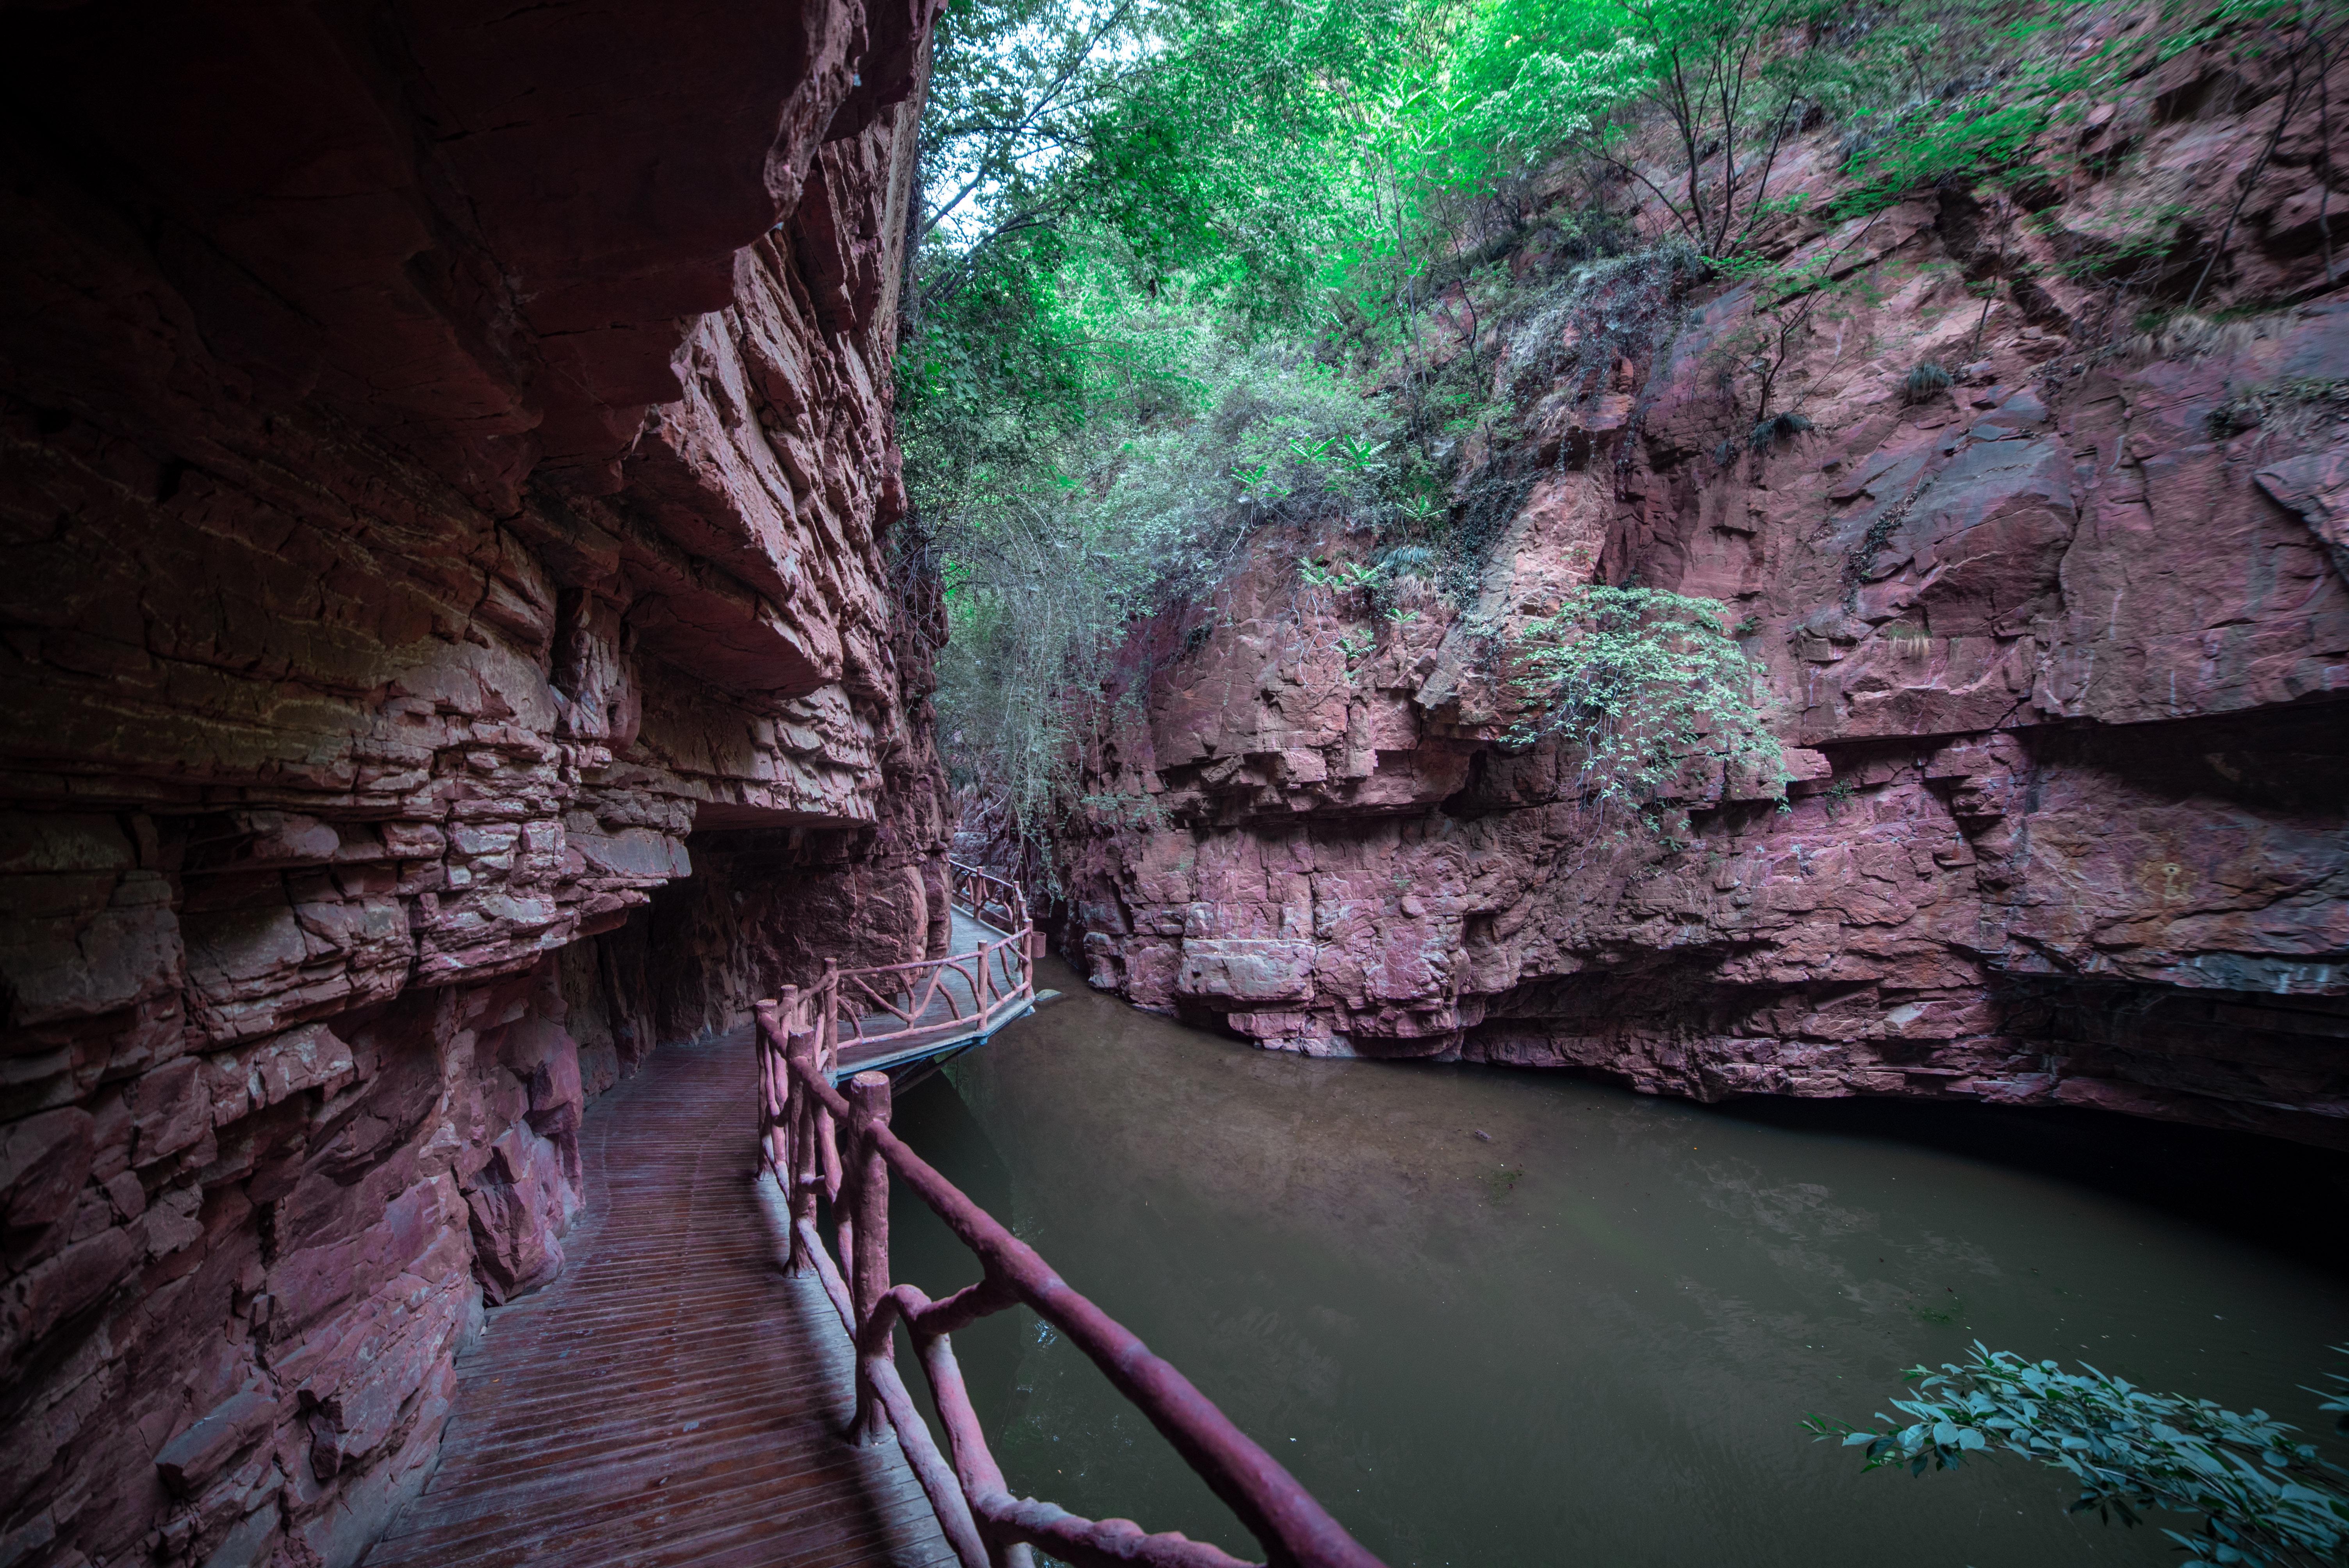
[1827,0,2344,240]
[1503,587,1780,832]
[1837,92,2058,216]
[2157,0,2341,62]
[1806,1345,2349,1568]
[1076,0,1433,320]
[1298,556,1390,594]
[904,0,2331,857]
[1819,0,2089,219]
[916,0,1149,283]
[924,300,1401,851]
[1465,0,1835,253]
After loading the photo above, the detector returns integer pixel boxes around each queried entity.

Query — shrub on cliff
[1807,1345,2349,1568]
[1503,585,1782,837]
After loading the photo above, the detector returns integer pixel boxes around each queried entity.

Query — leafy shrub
[1807,1344,2349,1568]
[1835,95,2059,218]
[1504,586,1781,834]
[1748,410,1814,450]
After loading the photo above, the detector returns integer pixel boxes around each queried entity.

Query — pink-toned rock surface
[0,4,947,1565]
[1056,37,2349,1150]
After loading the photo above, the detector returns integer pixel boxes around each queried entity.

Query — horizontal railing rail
[752,863,1384,1568]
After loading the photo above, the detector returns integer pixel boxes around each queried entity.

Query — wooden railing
[826,861,1037,1068]
[751,866,1387,1568]
[951,859,1027,937]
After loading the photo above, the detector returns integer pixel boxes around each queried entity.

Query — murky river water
[885,960,2347,1568]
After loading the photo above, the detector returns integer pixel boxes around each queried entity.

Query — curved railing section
[829,861,1036,1070]
[751,862,1386,1568]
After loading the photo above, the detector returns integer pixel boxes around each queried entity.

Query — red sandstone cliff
[1054,32,2349,1150]
[0,3,946,1564]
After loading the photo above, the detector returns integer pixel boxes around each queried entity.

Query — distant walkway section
[828,864,1039,1079]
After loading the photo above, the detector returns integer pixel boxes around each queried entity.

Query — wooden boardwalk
[362,1026,957,1568]
[832,909,1032,1078]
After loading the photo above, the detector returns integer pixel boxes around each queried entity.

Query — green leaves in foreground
[1806,1344,2349,1568]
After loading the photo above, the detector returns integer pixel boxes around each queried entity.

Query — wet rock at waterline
[0,4,950,1566]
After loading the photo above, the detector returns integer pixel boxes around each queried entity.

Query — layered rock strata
[0,3,947,1564]
[1057,34,2349,1149]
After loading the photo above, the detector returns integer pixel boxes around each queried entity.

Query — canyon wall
[0,3,947,1565]
[1056,31,2349,1149]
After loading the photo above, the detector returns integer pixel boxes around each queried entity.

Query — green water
[885,960,2347,1568]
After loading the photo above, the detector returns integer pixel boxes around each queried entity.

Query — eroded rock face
[1053,37,2349,1150]
[0,3,946,1564]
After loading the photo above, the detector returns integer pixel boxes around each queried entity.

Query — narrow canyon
[1,2,2343,1567]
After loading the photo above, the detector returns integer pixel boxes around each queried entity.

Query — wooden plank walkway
[361,1026,957,1568]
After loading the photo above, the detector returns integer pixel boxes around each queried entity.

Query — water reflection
[885,959,2347,1568]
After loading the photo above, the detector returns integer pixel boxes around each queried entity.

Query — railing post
[822,956,840,1071]
[784,1025,820,1275]
[845,1070,893,1445]
[758,992,793,1178]
[757,1001,772,1170]
[914,1329,1037,1568]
